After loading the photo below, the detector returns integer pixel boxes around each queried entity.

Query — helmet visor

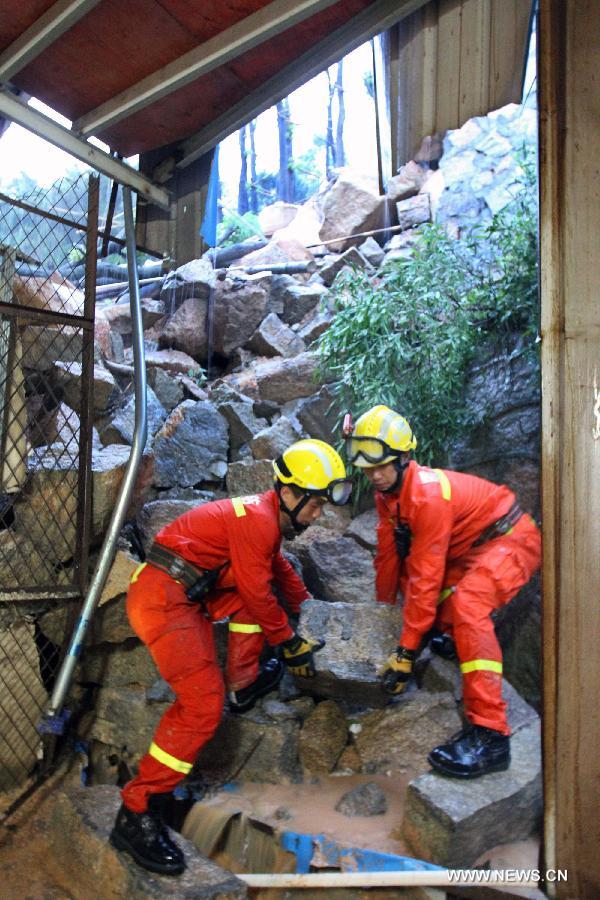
[346,436,395,465]
[328,479,353,506]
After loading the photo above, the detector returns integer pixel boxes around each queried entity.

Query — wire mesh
[0,173,98,598]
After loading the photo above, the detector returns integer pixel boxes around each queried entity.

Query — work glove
[280,633,325,678]
[378,646,416,695]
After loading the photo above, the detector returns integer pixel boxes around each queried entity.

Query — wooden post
[538,1,600,896]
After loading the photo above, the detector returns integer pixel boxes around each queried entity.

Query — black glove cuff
[396,646,416,661]
[281,634,302,652]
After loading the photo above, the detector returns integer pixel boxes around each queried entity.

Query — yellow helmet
[273,438,352,505]
[347,405,417,468]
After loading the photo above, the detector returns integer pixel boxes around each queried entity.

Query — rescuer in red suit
[110,438,351,875]
[347,405,541,780]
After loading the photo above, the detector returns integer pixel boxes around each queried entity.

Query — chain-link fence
[0,172,99,810]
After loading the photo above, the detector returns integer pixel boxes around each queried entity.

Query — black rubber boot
[109,803,186,875]
[429,633,457,660]
[228,658,284,714]
[428,724,510,778]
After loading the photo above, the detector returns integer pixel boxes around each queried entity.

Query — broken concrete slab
[41,785,247,898]
[402,720,542,867]
[298,599,403,706]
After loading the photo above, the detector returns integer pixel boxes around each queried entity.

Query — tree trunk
[325,68,335,180]
[335,60,346,167]
[276,99,295,202]
[237,124,249,215]
[249,119,258,214]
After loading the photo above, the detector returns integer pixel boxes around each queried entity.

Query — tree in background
[276,98,295,202]
[325,61,346,179]
[248,119,259,214]
[237,124,249,215]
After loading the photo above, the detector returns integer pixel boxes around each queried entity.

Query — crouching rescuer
[110,438,351,875]
[347,405,541,779]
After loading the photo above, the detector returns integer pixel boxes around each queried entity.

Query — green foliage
[217,209,263,246]
[318,159,539,466]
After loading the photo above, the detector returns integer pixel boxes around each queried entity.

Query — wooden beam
[0,0,101,82]
[0,90,170,209]
[175,0,430,171]
[72,0,341,138]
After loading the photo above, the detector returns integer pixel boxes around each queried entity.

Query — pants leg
[226,607,265,692]
[436,516,541,734]
[121,568,225,813]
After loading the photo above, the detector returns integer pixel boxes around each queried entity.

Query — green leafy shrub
[318,157,538,466]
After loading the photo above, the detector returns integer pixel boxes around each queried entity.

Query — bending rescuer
[346,405,541,779]
[110,438,351,876]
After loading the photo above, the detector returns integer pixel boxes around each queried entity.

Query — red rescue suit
[374,461,541,734]
[121,490,309,813]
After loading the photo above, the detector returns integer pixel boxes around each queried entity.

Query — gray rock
[81,642,159,687]
[41,786,246,898]
[153,400,228,487]
[355,692,462,780]
[403,721,543,867]
[160,257,217,306]
[197,713,303,784]
[147,366,185,412]
[226,459,275,495]
[297,310,333,345]
[138,498,204,549]
[335,781,388,817]
[217,398,267,453]
[320,246,373,287]
[246,312,306,358]
[100,385,166,446]
[269,277,328,325]
[396,193,431,230]
[293,529,376,603]
[21,325,83,369]
[142,348,204,378]
[319,170,386,252]
[54,361,119,415]
[254,352,327,404]
[159,295,209,361]
[298,699,348,774]
[211,275,270,357]
[250,416,302,460]
[345,509,378,553]
[358,236,385,267]
[298,599,403,706]
[294,385,339,443]
[386,161,428,202]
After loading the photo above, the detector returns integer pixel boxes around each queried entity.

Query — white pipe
[237,871,542,889]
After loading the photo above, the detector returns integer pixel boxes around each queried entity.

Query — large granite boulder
[291,528,376,603]
[402,721,542,867]
[298,599,403,705]
[39,785,246,898]
[160,257,217,305]
[153,400,228,487]
[159,295,209,361]
[319,170,387,252]
[211,275,270,357]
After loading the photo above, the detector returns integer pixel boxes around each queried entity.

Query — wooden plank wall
[386,0,532,171]
[539,0,600,897]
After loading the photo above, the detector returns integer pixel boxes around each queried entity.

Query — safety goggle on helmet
[344,406,417,468]
[273,438,352,505]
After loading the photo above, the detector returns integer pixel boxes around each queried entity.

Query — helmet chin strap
[381,458,410,494]
[277,486,311,533]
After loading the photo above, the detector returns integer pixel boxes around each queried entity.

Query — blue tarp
[200,145,220,248]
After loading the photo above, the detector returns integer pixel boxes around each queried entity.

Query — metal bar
[177,0,429,170]
[0,190,165,258]
[73,0,341,137]
[0,92,170,210]
[44,185,148,721]
[0,0,102,81]
[74,174,98,595]
[0,301,93,329]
